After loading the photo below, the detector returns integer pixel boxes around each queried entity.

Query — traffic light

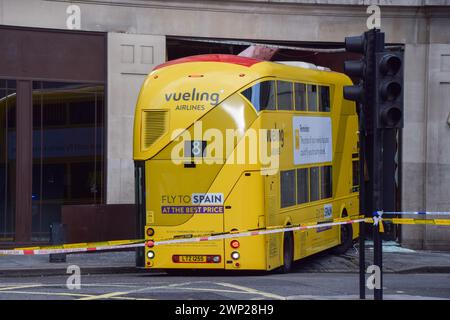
[343,29,404,129]
[343,34,367,103]
[375,50,404,128]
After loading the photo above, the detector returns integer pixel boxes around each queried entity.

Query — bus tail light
[147,251,155,259]
[231,251,240,260]
[230,240,240,249]
[146,228,155,236]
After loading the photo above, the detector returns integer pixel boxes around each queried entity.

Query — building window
[241,80,276,111]
[297,168,309,204]
[277,81,293,110]
[0,80,16,242]
[280,170,296,208]
[295,83,307,111]
[307,84,318,111]
[31,82,105,241]
[309,166,320,202]
[320,165,332,199]
[319,86,331,112]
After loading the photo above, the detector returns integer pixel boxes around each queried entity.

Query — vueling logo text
[164,88,220,106]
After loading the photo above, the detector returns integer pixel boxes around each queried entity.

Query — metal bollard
[49,223,67,263]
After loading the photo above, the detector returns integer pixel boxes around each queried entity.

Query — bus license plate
[178,255,206,263]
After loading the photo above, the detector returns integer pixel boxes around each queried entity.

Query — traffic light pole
[358,103,366,300]
[344,29,403,301]
[372,128,383,300]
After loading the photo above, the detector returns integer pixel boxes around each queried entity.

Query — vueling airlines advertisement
[164,88,221,111]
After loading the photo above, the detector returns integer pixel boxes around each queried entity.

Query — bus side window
[280,170,296,208]
[320,165,332,199]
[309,166,320,202]
[297,168,309,204]
[307,84,318,112]
[352,160,359,192]
[319,86,331,112]
[295,83,307,111]
[277,81,293,110]
[241,80,276,111]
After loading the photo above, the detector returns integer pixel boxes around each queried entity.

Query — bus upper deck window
[295,83,307,111]
[277,81,293,110]
[319,86,331,112]
[307,84,318,112]
[241,81,276,111]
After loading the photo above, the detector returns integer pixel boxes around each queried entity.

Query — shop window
[277,81,293,110]
[31,82,105,241]
[0,80,16,241]
[280,170,296,208]
[241,80,276,111]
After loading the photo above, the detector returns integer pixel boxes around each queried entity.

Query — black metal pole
[359,221,366,299]
[358,103,366,300]
[373,128,383,300]
[373,220,383,300]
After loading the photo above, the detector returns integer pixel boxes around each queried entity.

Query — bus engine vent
[141,110,168,150]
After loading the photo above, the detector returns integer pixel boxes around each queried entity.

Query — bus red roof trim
[153,54,263,71]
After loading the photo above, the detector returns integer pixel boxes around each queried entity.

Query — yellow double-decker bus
[133,54,360,272]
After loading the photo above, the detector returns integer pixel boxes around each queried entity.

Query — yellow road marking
[215,282,286,300]
[172,287,255,294]
[78,282,192,300]
[0,290,153,300]
[0,284,43,291]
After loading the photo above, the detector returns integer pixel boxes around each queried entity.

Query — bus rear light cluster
[146,228,155,236]
[231,251,240,260]
[230,240,240,249]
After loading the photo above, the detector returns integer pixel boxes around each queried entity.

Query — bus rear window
[241,80,276,111]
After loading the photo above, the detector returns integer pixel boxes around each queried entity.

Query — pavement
[0,241,449,277]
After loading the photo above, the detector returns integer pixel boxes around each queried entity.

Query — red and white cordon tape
[0,242,144,256]
[148,217,365,247]
[0,217,365,255]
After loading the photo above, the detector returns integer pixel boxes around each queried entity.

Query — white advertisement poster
[293,116,332,165]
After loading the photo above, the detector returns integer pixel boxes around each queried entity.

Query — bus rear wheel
[333,223,353,254]
[281,232,294,274]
